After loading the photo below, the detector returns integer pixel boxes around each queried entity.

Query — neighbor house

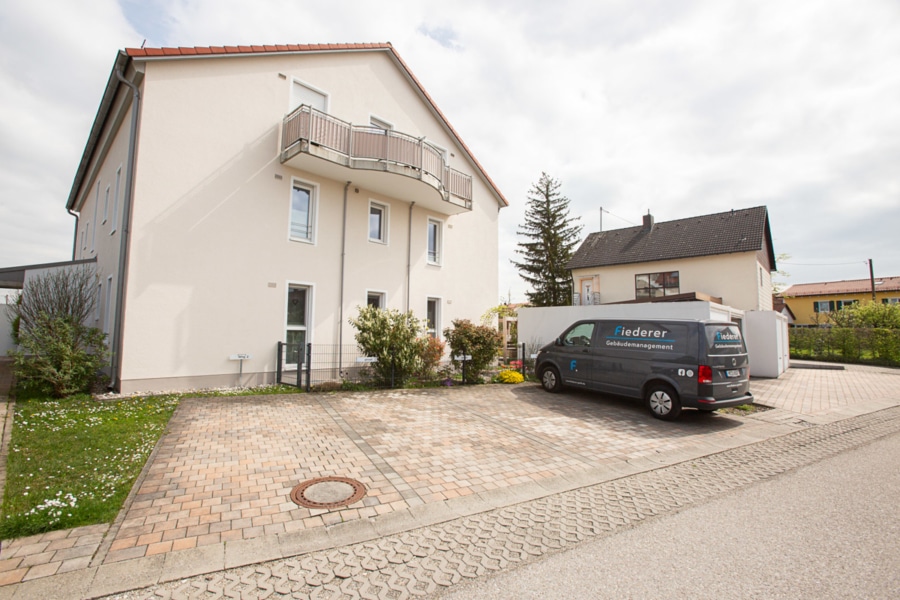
[567,206,776,312]
[780,276,900,326]
[8,43,507,393]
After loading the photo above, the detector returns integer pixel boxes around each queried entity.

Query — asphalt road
[438,431,900,599]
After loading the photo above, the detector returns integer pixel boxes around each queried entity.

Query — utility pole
[599,207,603,232]
[869,259,876,302]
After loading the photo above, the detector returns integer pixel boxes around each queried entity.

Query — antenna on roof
[141,39,147,48]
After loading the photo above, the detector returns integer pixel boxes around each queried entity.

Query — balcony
[280,106,473,215]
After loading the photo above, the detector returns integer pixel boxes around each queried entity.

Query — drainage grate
[289,476,367,509]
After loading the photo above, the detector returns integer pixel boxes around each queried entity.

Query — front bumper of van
[690,393,754,410]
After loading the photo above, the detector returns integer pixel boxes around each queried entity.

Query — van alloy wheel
[645,383,682,420]
[540,366,563,393]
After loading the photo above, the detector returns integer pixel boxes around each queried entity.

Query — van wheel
[645,383,682,420]
[540,366,563,393]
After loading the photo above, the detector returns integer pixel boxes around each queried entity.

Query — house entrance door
[581,279,593,306]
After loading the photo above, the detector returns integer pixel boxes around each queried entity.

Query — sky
[1,0,899,303]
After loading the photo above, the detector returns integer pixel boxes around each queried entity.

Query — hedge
[789,327,900,367]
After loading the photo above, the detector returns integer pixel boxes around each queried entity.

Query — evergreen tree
[512,173,582,306]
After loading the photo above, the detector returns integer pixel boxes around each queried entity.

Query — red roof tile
[121,43,507,206]
[781,276,900,297]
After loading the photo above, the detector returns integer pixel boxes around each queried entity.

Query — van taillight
[698,365,713,384]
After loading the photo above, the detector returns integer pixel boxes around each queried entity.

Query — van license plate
[725,369,741,378]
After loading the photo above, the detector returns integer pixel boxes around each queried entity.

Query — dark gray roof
[567,206,775,271]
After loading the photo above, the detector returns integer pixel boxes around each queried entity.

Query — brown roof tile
[568,206,773,270]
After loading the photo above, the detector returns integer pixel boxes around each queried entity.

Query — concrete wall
[0,304,14,355]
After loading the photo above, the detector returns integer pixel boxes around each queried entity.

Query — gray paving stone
[159,543,225,583]
[88,555,164,598]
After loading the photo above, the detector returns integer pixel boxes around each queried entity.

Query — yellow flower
[497,370,524,384]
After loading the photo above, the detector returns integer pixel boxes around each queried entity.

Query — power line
[780,260,868,267]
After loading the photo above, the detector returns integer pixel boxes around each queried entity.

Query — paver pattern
[0,361,898,598]
[103,404,900,599]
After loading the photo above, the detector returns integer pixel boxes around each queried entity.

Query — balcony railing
[281,106,473,208]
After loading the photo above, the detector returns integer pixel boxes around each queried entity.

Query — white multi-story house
[37,43,506,393]
[568,207,776,312]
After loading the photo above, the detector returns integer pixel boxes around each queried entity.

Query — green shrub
[10,314,109,398]
[417,336,446,379]
[349,306,425,387]
[444,319,502,383]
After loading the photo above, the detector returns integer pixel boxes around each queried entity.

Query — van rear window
[705,325,744,354]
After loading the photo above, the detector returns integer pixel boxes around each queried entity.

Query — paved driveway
[1,362,899,596]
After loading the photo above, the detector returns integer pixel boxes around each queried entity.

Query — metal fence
[275,342,535,391]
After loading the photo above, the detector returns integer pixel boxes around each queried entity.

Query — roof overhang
[0,258,97,289]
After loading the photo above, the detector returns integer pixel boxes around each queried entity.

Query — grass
[0,392,180,540]
[0,383,307,540]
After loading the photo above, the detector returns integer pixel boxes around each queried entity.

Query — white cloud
[1,0,899,299]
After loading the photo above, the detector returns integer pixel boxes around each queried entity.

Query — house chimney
[642,211,655,231]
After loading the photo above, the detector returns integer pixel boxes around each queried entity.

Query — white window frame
[427,217,443,266]
[289,179,318,244]
[96,282,102,322]
[368,200,389,244]
[369,115,393,131]
[366,290,387,309]
[91,182,99,252]
[426,297,442,339]
[103,275,113,334]
[111,166,121,235]
[285,282,314,367]
[102,185,110,224]
[290,78,329,112]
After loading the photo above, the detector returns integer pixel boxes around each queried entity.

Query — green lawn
[0,393,180,540]
[0,384,303,540]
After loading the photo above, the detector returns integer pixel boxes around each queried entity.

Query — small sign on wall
[229,354,252,360]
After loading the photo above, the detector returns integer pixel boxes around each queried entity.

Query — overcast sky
[2,0,899,302]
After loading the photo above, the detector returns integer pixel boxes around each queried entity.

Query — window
[836,300,858,310]
[883,298,900,305]
[291,80,327,112]
[103,185,110,224]
[104,275,113,334]
[427,218,442,265]
[813,300,834,313]
[91,182,99,252]
[369,201,388,243]
[111,167,121,235]
[635,271,680,299]
[286,285,310,364]
[563,322,595,347]
[367,291,386,309]
[426,297,441,338]
[370,116,392,131]
[96,282,102,322]
[290,181,316,242]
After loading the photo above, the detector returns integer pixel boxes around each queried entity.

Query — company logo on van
[606,324,675,352]
[715,331,741,342]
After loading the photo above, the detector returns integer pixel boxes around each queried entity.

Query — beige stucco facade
[66,47,505,393]
[571,251,774,312]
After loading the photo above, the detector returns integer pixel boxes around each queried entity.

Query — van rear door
[702,323,750,400]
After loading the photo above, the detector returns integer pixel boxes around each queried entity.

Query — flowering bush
[496,370,524,384]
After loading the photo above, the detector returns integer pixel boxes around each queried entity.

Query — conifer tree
[512,173,582,306]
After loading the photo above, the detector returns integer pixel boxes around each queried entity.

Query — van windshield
[705,324,745,355]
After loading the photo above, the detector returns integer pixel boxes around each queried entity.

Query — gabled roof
[781,276,900,297]
[68,43,507,210]
[567,206,775,271]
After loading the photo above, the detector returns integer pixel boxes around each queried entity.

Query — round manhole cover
[290,476,366,509]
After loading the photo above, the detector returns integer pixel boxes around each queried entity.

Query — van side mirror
[555,337,563,346]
